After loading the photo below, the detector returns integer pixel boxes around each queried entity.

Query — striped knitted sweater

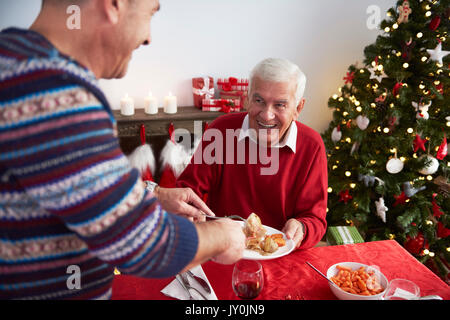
[0,28,198,300]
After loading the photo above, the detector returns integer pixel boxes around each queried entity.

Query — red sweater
[177,112,328,249]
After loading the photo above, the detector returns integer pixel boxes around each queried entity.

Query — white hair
[249,58,307,105]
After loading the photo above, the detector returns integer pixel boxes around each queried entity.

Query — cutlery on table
[305,261,337,286]
[176,273,208,300]
[186,270,212,294]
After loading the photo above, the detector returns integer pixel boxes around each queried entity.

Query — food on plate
[330,265,384,296]
[243,213,266,238]
[243,213,286,256]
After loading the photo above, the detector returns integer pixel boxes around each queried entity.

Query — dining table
[111,240,449,300]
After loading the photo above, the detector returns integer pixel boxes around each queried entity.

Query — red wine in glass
[232,260,264,299]
[233,280,262,299]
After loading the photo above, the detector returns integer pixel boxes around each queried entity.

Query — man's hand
[282,219,305,249]
[182,219,246,272]
[154,187,214,222]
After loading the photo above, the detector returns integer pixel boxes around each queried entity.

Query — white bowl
[326,262,388,300]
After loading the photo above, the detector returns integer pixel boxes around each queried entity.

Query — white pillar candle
[164,92,177,114]
[144,92,158,115]
[120,93,135,116]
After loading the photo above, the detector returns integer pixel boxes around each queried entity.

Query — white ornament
[426,42,450,65]
[331,127,342,143]
[386,157,404,174]
[356,115,370,130]
[375,197,388,223]
[412,101,431,120]
[418,155,439,175]
[368,66,388,83]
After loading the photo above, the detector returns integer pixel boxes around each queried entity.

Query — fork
[203,214,246,222]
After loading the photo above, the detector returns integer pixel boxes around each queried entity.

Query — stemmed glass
[232,260,264,299]
[382,279,421,300]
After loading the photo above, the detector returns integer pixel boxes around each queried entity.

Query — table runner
[112,240,449,300]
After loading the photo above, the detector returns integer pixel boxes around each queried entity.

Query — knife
[179,273,208,300]
[186,270,212,294]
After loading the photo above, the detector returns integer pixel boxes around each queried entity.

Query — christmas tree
[322,0,449,282]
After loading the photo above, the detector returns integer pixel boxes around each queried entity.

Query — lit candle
[144,92,158,115]
[120,93,134,116]
[164,92,177,114]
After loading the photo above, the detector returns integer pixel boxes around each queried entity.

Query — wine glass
[382,279,420,300]
[232,260,264,299]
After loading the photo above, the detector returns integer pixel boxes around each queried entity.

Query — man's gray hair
[249,58,307,105]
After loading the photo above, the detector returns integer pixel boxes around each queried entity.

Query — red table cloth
[111,240,449,300]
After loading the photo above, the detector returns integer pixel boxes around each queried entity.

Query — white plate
[237,221,295,260]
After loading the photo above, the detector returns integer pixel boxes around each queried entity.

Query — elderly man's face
[108,0,160,79]
[247,76,304,146]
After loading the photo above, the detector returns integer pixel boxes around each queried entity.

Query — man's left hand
[282,219,305,249]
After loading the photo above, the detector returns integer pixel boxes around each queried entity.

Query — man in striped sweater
[0,0,245,299]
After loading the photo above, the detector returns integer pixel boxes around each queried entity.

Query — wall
[0,0,394,133]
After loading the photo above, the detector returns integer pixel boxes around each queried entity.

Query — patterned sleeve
[0,81,198,279]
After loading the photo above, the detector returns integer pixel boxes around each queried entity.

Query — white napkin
[161,265,218,300]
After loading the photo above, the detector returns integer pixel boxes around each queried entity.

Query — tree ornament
[338,189,353,204]
[356,115,370,130]
[343,71,355,84]
[426,42,450,65]
[393,191,409,207]
[358,174,384,187]
[350,141,360,155]
[127,124,155,182]
[375,197,388,223]
[397,0,412,24]
[412,101,431,120]
[403,181,426,198]
[413,134,427,152]
[386,153,404,174]
[368,65,388,83]
[392,82,403,96]
[404,232,429,255]
[429,15,441,31]
[433,176,449,198]
[432,193,444,218]
[437,222,450,239]
[436,134,447,160]
[331,126,342,143]
[401,38,416,62]
[418,155,439,175]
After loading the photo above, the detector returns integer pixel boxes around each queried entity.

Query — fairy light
[425,11,432,17]
[345,137,352,143]
[421,56,428,62]
[345,171,352,177]
[383,127,390,133]
[407,128,414,134]
[429,252,435,257]
[327,187,333,193]
[419,84,425,89]
[370,160,376,165]
[384,27,391,32]
[332,165,338,170]
[427,175,433,181]
[333,94,338,99]
[417,32,423,38]
[392,23,399,29]
[403,63,409,68]
[350,183,356,189]
[356,106,362,112]
[400,157,406,162]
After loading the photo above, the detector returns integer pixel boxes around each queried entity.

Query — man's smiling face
[247,76,303,146]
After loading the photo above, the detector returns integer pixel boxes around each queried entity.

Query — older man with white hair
[177,58,328,250]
